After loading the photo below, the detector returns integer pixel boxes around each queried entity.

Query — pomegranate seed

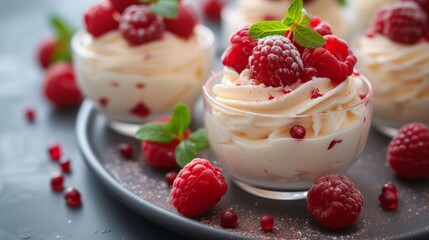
[48,143,62,161]
[60,158,71,173]
[290,125,306,139]
[51,173,64,191]
[119,143,133,159]
[327,139,343,150]
[64,187,82,207]
[379,190,398,210]
[220,210,238,228]
[311,88,323,99]
[165,171,178,187]
[25,107,36,122]
[259,214,275,231]
[382,182,398,197]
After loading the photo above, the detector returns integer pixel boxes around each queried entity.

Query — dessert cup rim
[203,70,373,119]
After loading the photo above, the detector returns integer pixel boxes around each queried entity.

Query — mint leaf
[293,25,325,49]
[135,123,176,143]
[139,0,152,3]
[338,0,346,6]
[49,15,75,63]
[188,128,209,151]
[249,21,289,39]
[285,0,303,23]
[283,17,295,26]
[150,0,178,18]
[175,140,197,168]
[300,13,312,26]
[165,103,191,139]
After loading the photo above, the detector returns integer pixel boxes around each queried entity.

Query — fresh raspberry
[401,0,429,21]
[164,4,198,39]
[141,118,190,169]
[307,175,364,229]
[309,16,333,36]
[171,158,227,217]
[84,3,119,38]
[387,123,429,179]
[37,37,56,69]
[202,0,224,21]
[109,0,141,13]
[249,36,304,87]
[302,35,356,85]
[43,62,82,108]
[221,25,257,73]
[119,5,164,45]
[372,1,428,44]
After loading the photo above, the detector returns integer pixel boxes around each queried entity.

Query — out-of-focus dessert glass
[203,71,373,200]
[72,25,215,135]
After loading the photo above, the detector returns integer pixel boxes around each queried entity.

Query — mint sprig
[248,0,325,49]
[49,15,75,63]
[139,0,178,18]
[135,103,210,168]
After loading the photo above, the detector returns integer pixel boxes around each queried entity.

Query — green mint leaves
[135,103,209,168]
[249,0,325,49]
[49,15,75,63]
[139,0,178,18]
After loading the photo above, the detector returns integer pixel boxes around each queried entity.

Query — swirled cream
[356,35,429,126]
[222,0,353,41]
[204,69,372,190]
[73,25,214,123]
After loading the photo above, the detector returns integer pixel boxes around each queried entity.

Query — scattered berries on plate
[37,37,56,69]
[259,214,274,231]
[302,35,356,85]
[48,143,62,161]
[221,25,257,73]
[119,5,165,45]
[387,123,429,179]
[164,4,197,39]
[109,0,141,13]
[84,2,119,38]
[51,173,64,191]
[307,174,364,229]
[60,158,71,173]
[64,187,82,207]
[25,106,36,123]
[171,158,227,217]
[165,171,178,187]
[372,1,428,44]
[43,62,82,108]
[378,183,399,210]
[119,143,134,159]
[249,35,304,87]
[202,0,224,21]
[220,210,238,228]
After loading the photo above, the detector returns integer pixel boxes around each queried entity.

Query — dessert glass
[72,25,215,136]
[355,36,429,137]
[203,72,373,200]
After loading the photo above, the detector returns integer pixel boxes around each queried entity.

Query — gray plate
[77,100,429,240]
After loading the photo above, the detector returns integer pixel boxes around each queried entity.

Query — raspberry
[84,3,119,38]
[401,0,429,21]
[109,0,141,13]
[202,0,224,21]
[309,16,333,36]
[43,62,82,108]
[37,37,56,69]
[171,158,227,217]
[387,123,429,179]
[221,25,257,73]
[372,1,428,44]
[302,35,356,85]
[164,4,197,39]
[249,36,304,87]
[307,175,364,229]
[119,5,164,45]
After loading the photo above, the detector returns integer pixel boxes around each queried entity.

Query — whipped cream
[73,26,214,123]
[204,69,372,190]
[356,35,429,125]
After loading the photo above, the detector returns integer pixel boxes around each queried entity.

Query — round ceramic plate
[76,100,429,240]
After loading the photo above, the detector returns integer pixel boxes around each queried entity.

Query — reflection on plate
[77,100,429,239]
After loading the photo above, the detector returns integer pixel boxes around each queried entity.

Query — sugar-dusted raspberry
[309,16,333,36]
[164,4,197,39]
[387,123,429,179]
[249,35,304,87]
[307,175,364,229]
[109,0,141,13]
[202,0,224,21]
[221,25,257,73]
[119,5,165,45]
[372,1,428,44]
[84,2,119,38]
[171,158,227,217]
[43,62,82,108]
[302,35,356,85]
